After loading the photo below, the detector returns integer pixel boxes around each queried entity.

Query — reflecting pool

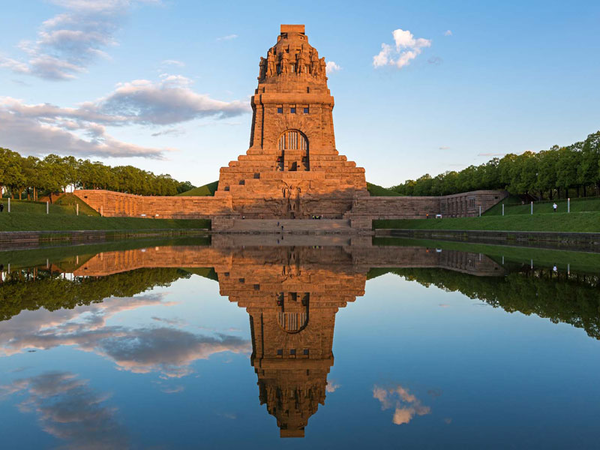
[1,237,600,449]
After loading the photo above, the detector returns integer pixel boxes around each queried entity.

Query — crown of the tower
[258,24,327,88]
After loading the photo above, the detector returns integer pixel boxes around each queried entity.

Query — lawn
[0,198,210,231]
[485,197,600,215]
[177,181,219,196]
[374,211,600,232]
[0,213,210,231]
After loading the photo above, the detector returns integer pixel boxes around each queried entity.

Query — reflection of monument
[73,242,503,437]
[216,248,364,438]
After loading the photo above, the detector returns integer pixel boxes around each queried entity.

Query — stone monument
[214,25,369,220]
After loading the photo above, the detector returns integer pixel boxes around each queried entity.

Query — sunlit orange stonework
[214,24,368,223]
[74,25,506,230]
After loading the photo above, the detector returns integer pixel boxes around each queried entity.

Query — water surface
[1,238,599,449]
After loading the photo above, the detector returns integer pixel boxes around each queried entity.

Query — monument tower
[215,24,368,219]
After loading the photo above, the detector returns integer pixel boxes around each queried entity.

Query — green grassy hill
[485,197,600,215]
[374,212,600,233]
[177,181,219,196]
[0,197,209,231]
[367,183,402,196]
[0,197,98,216]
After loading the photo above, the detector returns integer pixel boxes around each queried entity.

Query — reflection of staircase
[225,219,353,234]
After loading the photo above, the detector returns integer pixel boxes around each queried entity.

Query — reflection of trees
[0,268,190,322]
[387,267,600,339]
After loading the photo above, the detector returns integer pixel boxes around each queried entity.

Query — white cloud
[0,110,166,159]
[161,59,185,68]
[216,34,238,41]
[478,152,507,157]
[0,75,249,158]
[0,0,159,80]
[373,384,431,425]
[373,29,432,69]
[326,61,341,74]
[439,146,450,150]
[444,30,453,36]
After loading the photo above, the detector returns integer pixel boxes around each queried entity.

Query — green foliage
[177,181,219,196]
[391,131,600,199]
[0,148,195,199]
[367,182,402,196]
[374,212,600,232]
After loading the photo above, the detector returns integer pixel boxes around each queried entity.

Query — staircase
[224,219,354,234]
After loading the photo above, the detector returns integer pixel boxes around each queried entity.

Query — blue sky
[1,0,599,187]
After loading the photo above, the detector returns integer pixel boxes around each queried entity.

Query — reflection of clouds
[160,385,184,394]
[373,385,431,425]
[326,380,341,393]
[100,328,250,378]
[0,294,172,357]
[151,316,187,327]
[0,372,128,449]
[0,294,251,378]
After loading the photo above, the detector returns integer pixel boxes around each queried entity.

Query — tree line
[0,148,195,201]
[392,131,600,199]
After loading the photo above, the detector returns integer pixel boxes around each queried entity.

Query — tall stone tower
[215,24,368,219]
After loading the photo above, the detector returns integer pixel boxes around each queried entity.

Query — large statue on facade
[297,46,307,74]
[259,56,267,79]
[267,49,276,77]
[280,50,290,74]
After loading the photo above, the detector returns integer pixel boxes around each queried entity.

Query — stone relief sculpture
[259,57,267,79]
[319,57,326,79]
[310,50,319,75]
[267,49,276,77]
[280,51,290,73]
[297,47,307,74]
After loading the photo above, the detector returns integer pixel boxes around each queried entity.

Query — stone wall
[346,190,508,227]
[74,188,508,229]
[73,190,232,219]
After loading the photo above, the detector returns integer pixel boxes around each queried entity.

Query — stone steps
[224,219,353,234]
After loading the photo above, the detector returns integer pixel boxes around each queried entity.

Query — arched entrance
[277,130,309,171]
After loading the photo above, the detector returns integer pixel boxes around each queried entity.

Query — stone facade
[73,24,507,230]
[214,24,368,220]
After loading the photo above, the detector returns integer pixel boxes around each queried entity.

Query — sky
[0,0,599,188]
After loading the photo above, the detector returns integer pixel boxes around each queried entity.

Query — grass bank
[0,214,209,231]
[374,212,600,233]
[486,196,600,215]
[0,198,210,231]
[177,181,219,196]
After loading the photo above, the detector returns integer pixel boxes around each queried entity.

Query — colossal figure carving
[267,49,276,77]
[259,57,267,79]
[215,24,368,220]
